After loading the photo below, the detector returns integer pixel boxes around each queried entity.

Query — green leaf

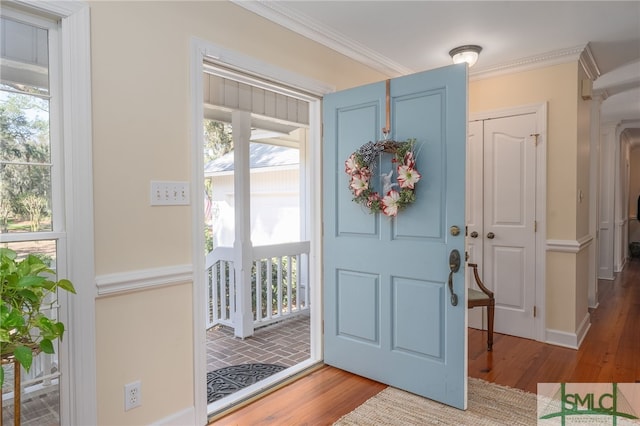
[53,322,65,337]
[14,345,33,372]
[39,339,54,354]
[3,309,25,328]
[17,275,46,288]
[57,279,76,294]
[17,289,39,304]
[0,304,10,320]
[0,248,17,261]
[0,365,4,387]
[37,316,56,335]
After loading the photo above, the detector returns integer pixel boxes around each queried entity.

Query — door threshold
[207,360,324,423]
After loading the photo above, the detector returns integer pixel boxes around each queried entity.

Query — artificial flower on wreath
[344,139,421,217]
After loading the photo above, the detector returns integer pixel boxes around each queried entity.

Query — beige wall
[89,1,386,424]
[95,283,193,425]
[469,63,587,333]
[89,1,594,421]
[470,62,580,241]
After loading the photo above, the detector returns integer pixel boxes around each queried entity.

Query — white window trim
[5,1,97,425]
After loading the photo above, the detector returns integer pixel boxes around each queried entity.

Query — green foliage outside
[0,90,51,233]
[203,119,233,251]
[209,257,302,322]
[252,256,300,319]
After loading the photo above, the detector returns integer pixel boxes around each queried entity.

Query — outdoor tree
[204,119,233,163]
[20,194,48,231]
[0,91,50,230]
[203,119,233,252]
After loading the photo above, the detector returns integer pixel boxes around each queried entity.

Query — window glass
[1,13,62,425]
[1,15,52,234]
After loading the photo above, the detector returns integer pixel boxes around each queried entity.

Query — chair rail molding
[546,235,594,253]
[95,265,193,296]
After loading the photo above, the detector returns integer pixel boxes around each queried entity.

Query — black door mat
[207,363,286,403]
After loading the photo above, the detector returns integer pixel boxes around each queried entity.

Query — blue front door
[323,64,468,409]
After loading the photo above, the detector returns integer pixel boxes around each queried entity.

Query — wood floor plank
[212,366,386,426]
[211,261,640,425]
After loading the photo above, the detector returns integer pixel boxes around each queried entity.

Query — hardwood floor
[212,260,639,425]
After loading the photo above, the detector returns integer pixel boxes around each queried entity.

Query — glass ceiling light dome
[449,45,483,67]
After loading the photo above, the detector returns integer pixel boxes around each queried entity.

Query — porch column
[232,110,254,338]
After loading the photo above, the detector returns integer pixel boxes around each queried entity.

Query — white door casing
[467,108,544,341]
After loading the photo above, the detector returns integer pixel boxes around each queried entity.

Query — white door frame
[190,38,332,424]
[470,102,547,342]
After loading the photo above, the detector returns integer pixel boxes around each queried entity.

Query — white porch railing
[205,241,310,334]
[2,351,59,403]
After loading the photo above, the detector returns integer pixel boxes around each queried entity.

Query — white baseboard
[152,406,195,426]
[545,313,590,349]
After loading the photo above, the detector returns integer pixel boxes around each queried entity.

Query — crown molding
[579,43,601,81]
[234,1,600,82]
[231,0,412,77]
[470,45,593,81]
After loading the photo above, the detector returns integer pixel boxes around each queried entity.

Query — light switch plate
[150,181,190,206]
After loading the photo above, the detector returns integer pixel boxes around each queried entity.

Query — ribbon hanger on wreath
[344,79,422,217]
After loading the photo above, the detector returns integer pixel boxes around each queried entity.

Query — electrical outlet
[150,181,190,206]
[124,380,142,411]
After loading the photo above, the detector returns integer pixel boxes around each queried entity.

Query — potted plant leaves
[0,247,76,387]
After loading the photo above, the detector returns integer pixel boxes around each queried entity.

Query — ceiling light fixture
[449,45,483,67]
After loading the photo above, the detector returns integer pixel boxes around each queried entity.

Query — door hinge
[533,306,537,318]
[531,133,540,145]
[534,220,537,232]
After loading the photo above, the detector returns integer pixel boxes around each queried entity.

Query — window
[1,10,65,424]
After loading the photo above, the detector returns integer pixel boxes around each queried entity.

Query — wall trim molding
[95,265,193,296]
[545,313,591,349]
[546,235,594,253]
[151,407,195,426]
[230,0,412,78]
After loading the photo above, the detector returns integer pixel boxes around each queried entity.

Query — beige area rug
[334,378,537,425]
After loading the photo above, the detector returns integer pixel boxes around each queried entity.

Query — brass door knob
[470,231,479,238]
[487,232,495,239]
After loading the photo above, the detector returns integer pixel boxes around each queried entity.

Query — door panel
[484,114,537,339]
[335,102,381,236]
[323,64,467,409]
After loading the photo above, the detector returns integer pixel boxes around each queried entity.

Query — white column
[588,96,602,307]
[599,123,617,280]
[232,110,255,338]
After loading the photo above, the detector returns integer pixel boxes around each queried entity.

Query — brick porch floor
[206,313,311,372]
[1,313,311,425]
